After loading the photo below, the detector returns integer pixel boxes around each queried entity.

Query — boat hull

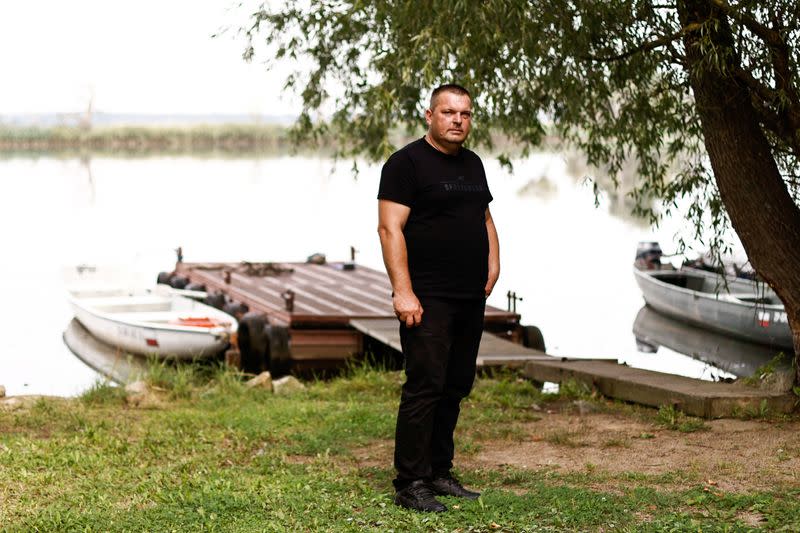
[67,288,237,360]
[70,304,229,359]
[633,267,793,349]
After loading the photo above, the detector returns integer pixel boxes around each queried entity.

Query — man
[377,84,500,512]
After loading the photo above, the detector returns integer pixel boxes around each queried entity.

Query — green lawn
[1,363,797,532]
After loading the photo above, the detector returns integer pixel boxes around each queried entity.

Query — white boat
[66,284,238,360]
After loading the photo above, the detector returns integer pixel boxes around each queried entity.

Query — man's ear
[424,108,432,125]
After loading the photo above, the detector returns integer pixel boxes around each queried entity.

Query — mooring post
[281,289,295,312]
[506,291,523,313]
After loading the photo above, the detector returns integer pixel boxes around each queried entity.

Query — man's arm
[377,199,423,327]
[485,207,500,298]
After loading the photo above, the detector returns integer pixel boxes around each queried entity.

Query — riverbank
[0,124,296,157]
[1,363,798,531]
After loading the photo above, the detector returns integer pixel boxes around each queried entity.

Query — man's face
[425,91,472,149]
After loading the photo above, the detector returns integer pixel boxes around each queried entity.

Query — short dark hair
[429,84,471,110]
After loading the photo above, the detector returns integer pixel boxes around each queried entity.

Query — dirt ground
[353,408,800,494]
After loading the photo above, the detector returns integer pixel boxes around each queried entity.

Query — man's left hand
[484,279,497,299]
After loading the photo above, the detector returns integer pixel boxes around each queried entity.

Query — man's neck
[424,134,461,156]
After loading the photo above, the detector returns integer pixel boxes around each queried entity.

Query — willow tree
[242,1,800,381]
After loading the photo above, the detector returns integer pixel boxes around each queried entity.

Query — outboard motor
[635,241,663,270]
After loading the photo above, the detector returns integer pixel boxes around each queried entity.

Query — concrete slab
[523,359,797,418]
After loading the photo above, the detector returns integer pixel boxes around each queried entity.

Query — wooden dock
[174,260,519,327]
[171,260,526,371]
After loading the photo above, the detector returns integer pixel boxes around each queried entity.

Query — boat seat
[110,311,228,326]
[718,293,775,304]
[719,292,758,300]
[77,295,169,307]
[95,304,173,314]
[77,295,174,314]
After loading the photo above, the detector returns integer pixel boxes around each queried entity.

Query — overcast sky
[0,1,300,115]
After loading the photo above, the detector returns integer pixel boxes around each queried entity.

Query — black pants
[393,296,485,490]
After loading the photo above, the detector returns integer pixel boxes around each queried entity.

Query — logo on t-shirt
[442,179,486,193]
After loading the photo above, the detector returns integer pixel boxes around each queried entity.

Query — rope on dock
[189,262,295,277]
[238,261,294,277]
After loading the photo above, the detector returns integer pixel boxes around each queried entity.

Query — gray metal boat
[633,263,792,349]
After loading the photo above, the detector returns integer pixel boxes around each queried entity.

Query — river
[0,152,769,396]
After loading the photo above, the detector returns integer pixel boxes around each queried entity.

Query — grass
[1,363,798,531]
[602,437,631,449]
[742,352,792,387]
[544,428,589,448]
[655,405,708,433]
[79,380,127,406]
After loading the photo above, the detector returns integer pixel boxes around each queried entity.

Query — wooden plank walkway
[349,318,612,368]
[522,359,797,418]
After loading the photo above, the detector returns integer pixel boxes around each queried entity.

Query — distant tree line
[0,124,295,157]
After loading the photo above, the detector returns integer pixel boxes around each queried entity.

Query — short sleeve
[377,152,415,207]
[477,155,493,205]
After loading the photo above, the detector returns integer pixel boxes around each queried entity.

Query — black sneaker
[394,480,447,512]
[430,474,481,499]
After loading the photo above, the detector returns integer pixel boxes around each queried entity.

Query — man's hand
[393,290,423,327]
[485,207,500,299]
[484,275,498,298]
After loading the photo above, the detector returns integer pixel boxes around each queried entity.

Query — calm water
[0,153,764,396]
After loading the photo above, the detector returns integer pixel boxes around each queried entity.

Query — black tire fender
[238,312,269,375]
[522,325,546,352]
[203,292,226,310]
[223,301,249,318]
[169,275,189,289]
[264,324,291,377]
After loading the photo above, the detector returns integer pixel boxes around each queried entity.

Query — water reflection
[78,154,96,206]
[516,174,558,201]
[632,305,790,378]
[63,319,150,385]
[562,149,653,229]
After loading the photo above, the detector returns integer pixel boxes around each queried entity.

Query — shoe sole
[430,486,481,500]
[433,491,480,500]
[394,494,447,512]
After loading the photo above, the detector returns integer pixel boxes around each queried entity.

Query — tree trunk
[679,0,800,384]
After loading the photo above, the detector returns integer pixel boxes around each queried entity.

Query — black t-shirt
[378,137,493,299]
